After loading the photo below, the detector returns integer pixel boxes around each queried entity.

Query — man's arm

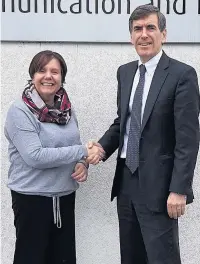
[98,66,122,160]
[167,66,200,219]
[170,66,200,195]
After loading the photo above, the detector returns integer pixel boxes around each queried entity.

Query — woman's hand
[86,142,105,164]
[71,163,88,182]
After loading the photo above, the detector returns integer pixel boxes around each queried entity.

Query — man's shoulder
[118,60,138,72]
[167,55,196,73]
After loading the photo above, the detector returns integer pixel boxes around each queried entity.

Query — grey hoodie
[4,99,88,197]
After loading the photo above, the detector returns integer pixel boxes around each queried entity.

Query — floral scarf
[22,85,71,125]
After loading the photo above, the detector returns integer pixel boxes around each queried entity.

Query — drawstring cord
[53,196,62,228]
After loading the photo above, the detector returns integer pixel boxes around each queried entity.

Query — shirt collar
[138,50,163,75]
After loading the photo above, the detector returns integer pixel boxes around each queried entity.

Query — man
[88,4,200,264]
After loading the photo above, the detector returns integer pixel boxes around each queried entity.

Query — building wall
[1,42,200,264]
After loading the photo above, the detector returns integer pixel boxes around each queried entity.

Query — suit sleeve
[169,67,200,195]
[98,66,122,160]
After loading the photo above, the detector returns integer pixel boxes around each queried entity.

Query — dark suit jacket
[99,52,200,211]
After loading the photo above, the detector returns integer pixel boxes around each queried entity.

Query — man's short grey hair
[129,4,166,33]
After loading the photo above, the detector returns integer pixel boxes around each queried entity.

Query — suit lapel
[141,52,170,132]
[121,62,138,123]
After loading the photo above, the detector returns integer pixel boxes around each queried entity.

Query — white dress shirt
[120,50,163,158]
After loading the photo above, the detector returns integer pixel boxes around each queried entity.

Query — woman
[4,50,101,264]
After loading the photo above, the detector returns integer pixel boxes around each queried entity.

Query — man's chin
[139,50,158,62]
[139,54,150,63]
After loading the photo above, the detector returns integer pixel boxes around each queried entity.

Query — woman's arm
[5,105,88,169]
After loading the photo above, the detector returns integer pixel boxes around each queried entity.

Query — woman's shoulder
[5,98,38,134]
[10,98,27,109]
[7,99,34,123]
[8,98,30,114]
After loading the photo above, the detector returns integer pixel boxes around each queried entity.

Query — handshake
[85,141,105,165]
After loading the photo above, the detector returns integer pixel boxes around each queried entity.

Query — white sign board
[1,0,200,42]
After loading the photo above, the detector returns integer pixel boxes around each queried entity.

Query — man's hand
[167,192,187,219]
[71,163,88,182]
[86,141,105,165]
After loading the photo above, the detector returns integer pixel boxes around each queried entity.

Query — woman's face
[32,58,62,101]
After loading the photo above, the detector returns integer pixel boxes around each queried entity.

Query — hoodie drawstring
[53,196,62,228]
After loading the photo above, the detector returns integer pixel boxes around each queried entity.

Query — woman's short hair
[29,50,67,83]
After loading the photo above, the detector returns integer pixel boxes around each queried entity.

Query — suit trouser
[117,159,181,264]
[11,190,76,264]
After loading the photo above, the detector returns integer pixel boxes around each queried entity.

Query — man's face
[130,14,166,63]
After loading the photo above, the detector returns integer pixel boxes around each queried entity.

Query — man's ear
[162,29,167,44]
[130,33,135,46]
